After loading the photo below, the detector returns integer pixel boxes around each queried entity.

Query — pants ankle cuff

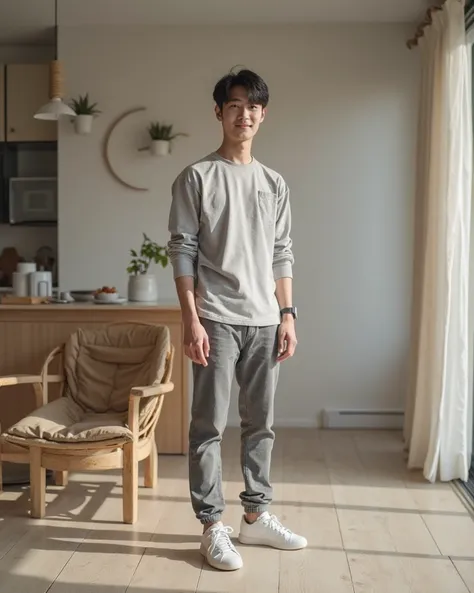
[243,505,269,514]
[200,514,222,525]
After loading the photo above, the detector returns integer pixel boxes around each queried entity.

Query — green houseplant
[69,93,101,135]
[126,233,169,302]
[147,122,188,156]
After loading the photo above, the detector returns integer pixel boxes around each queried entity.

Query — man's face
[215,85,266,142]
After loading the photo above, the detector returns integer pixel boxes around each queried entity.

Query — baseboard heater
[322,408,404,429]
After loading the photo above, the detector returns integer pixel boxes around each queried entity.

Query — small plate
[93,297,127,305]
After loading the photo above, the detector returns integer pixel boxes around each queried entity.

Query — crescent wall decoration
[102,106,149,192]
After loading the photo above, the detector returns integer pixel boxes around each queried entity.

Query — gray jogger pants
[188,317,280,524]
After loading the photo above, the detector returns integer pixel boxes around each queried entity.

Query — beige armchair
[0,322,174,524]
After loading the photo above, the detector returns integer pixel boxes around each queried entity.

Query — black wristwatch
[280,306,297,320]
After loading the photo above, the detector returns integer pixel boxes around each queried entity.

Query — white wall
[58,24,419,427]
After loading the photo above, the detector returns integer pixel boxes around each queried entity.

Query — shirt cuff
[273,262,293,280]
[172,256,195,279]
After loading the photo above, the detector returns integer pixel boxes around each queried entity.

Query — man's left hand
[277,318,297,362]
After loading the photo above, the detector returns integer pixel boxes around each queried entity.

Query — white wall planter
[74,114,94,135]
[150,140,170,157]
[127,274,158,302]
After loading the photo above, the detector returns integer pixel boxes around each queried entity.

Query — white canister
[12,272,29,296]
[17,262,37,274]
[29,271,52,297]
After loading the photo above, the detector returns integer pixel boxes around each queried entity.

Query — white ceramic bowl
[95,291,119,302]
[70,290,95,302]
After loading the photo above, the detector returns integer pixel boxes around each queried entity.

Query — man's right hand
[184,319,210,366]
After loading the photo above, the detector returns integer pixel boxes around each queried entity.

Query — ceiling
[0,0,433,44]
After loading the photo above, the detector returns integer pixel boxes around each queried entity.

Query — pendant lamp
[34,0,76,120]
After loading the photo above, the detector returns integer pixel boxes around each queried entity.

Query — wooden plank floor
[0,428,473,593]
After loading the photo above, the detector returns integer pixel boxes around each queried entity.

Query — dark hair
[213,67,269,110]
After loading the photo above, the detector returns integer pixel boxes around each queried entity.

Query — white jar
[127,274,158,302]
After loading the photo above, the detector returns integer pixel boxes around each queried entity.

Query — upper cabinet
[6,64,57,143]
[0,66,4,142]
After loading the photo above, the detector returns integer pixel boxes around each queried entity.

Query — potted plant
[146,122,188,156]
[126,233,169,302]
[69,93,101,135]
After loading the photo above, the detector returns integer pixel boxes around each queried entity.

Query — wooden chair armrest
[0,374,64,388]
[0,373,65,411]
[128,382,175,439]
[130,382,174,398]
[0,347,66,411]
[0,374,42,387]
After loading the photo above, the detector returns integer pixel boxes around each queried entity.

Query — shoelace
[262,514,293,541]
[208,525,236,556]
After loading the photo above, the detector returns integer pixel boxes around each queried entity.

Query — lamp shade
[34,97,76,120]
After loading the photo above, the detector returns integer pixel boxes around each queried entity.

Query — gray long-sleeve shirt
[168,152,294,326]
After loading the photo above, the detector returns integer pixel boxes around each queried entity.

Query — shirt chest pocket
[257,191,277,227]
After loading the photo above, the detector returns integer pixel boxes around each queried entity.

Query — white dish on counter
[93,297,127,305]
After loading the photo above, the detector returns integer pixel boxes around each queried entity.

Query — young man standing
[168,68,306,571]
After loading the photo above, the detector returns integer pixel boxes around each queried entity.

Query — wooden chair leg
[53,471,68,487]
[30,447,45,519]
[144,440,158,489]
[123,441,138,524]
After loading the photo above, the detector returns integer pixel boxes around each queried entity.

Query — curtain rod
[406,1,447,49]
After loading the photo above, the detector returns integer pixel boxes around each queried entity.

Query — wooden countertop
[0,301,181,311]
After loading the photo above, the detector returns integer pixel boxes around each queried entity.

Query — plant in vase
[145,122,188,156]
[69,93,101,135]
[126,233,169,302]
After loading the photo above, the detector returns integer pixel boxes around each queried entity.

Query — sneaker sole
[238,533,307,551]
[199,544,243,571]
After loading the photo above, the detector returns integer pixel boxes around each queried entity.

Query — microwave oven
[8,177,58,224]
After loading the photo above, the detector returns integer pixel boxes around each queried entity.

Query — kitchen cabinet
[6,64,57,142]
[0,65,4,142]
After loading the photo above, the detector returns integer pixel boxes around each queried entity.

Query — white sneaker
[238,511,308,550]
[200,522,243,571]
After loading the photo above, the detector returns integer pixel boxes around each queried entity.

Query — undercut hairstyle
[213,67,270,111]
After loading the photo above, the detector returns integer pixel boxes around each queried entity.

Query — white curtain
[404,0,473,482]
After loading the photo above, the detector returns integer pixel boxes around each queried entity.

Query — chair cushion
[64,323,170,414]
[5,397,133,444]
